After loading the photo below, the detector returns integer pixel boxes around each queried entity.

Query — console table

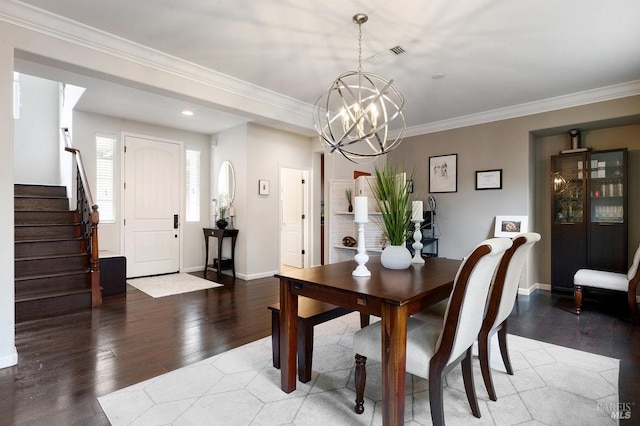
[203,228,238,279]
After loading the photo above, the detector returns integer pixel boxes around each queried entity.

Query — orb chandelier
[313,13,406,163]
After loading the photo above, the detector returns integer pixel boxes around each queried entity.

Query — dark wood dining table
[275,256,462,426]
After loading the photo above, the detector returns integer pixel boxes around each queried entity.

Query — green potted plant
[370,162,413,269]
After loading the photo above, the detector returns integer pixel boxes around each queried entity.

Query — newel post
[90,207,101,307]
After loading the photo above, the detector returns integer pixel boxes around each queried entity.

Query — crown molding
[405,80,640,137]
[0,1,315,127]
[3,2,638,138]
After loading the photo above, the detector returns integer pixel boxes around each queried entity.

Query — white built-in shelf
[334,211,382,215]
[332,245,383,253]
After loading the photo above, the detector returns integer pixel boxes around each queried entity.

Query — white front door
[281,168,306,268]
[124,135,181,278]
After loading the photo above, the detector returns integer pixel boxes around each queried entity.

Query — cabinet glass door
[589,150,624,223]
[552,154,585,223]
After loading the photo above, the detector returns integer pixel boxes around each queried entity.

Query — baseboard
[0,346,18,369]
[245,270,279,281]
[518,282,551,296]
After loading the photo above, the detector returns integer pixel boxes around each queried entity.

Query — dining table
[275,256,462,426]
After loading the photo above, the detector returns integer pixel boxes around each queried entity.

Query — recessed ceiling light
[182,110,194,116]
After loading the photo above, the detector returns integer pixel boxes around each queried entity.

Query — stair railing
[62,128,101,307]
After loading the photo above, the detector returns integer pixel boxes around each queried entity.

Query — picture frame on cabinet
[494,215,528,237]
[429,154,457,193]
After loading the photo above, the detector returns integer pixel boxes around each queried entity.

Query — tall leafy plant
[370,163,413,246]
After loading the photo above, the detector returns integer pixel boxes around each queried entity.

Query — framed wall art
[476,169,502,190]
[429,154,457,193]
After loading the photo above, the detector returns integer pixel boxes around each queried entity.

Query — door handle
[174,214,179,229]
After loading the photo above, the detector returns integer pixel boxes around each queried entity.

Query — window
[96,134,116,223]
[185,149,201,222]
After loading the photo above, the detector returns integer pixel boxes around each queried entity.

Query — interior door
[281,168,305,268]
[124,135,180,278]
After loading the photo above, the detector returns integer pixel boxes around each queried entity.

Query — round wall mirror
[218,161,236,204]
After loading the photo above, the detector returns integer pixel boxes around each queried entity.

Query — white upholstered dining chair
[574,242,640,324]
[410,233,540,401]
[352,238,513,426]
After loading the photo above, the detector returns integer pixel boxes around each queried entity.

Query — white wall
[244,123,314,278]
[13,74,60,184]
[72,110,211,272]
[212,124,249,277]
[0,37,17,369]
[213,123,315,279]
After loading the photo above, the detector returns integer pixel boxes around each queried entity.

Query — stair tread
[16,270,89,282]
[15,223,81,227]
[16,288,92,303]
[16,237,83,243]
[16,252,87,261]
[14,194,68,199]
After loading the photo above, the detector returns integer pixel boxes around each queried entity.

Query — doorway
[280,167,308,269]
[123,134,181,278]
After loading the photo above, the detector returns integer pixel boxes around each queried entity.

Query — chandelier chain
[357,23,362,73]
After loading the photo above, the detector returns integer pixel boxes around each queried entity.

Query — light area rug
[127,273,222,298]
[99,312,620,426]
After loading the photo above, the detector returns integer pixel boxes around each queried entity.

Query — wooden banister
[62,128,101,307]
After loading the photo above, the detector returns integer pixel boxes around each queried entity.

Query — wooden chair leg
[478,329,497,401]
[574,285,583,315]
[461,347,481,418]
[628,287,640,324]
[354,354,367,414]
[429,367,446,426]
[497,321,513,375]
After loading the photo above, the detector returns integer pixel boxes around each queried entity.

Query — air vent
[390,46,405,55]
[367,45,406,65]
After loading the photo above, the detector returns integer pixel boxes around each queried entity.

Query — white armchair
[573,243,640,323]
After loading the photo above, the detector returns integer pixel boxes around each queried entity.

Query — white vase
[380,244,412,270]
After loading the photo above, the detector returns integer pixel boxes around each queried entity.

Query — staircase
[14,184,93,321]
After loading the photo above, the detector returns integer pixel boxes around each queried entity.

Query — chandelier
[313,14,405,163]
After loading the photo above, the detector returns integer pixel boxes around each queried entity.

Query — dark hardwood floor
[1,273,638,425]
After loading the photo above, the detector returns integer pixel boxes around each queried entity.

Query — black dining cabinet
[550,148,628,291]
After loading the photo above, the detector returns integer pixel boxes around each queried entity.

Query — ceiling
[10,0,640,136]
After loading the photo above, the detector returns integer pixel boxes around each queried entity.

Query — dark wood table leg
[204,235,209,278]
[381,303,408,426]
[216,234,224,279]
[230,235,237,278]
[271,309,280,368]
[279,278,298,393]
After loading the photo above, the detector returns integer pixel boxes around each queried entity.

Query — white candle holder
[352,220,371,276]
[411,220,425,264]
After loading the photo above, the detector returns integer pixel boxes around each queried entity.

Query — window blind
[96,134,116,223]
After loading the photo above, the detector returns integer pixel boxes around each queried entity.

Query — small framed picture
[259,179,270,195]
[476,169,502,190]
[494,215,528,237]
[429,154,457,193]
